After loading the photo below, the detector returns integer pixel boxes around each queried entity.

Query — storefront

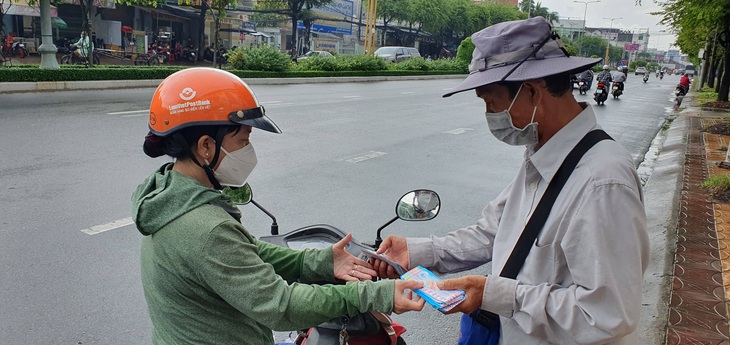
[1,0,58,53]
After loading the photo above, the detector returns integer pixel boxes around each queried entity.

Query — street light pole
[603,17,621,64]
[573,0,600,38]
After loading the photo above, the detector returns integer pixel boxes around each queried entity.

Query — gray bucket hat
[443,16,602,97]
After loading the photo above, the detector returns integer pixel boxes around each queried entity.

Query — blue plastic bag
[457,312,500,345]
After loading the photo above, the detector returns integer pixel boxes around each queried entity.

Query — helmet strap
[173,127,228,190]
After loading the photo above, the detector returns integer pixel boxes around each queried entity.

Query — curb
[639,112,687,344]
[0,74,465,93]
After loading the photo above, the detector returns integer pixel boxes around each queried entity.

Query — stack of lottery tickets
[400,266,466,312]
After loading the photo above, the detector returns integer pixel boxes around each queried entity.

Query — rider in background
[73,31,93,60]
[611,69,627,92]
[679,72,691,90]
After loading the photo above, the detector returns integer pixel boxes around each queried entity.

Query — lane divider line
[107,109,149,115]
[80,217,134,235]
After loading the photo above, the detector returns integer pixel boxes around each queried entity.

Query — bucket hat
[443,16,602,97]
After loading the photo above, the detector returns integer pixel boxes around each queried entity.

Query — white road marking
[445,128,474,135]
[345,151,387,163]
[121,113,148,118]
[260,101,283,104]
[80,217,134,235]
[401,92,416,95]
[107,109,148,115]
[343,95,362,98]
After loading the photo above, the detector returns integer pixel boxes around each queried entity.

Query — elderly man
[373,16,649,344]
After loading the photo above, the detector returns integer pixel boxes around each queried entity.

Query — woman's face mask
[485,83,539,146]
[206,143,258,187]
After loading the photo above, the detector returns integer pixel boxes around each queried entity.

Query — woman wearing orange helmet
[132,68,424,345]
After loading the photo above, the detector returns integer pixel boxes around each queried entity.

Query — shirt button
[529,182,537,189]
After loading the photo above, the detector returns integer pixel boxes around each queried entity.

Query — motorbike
[593,82,608,105]
[179,46,196,63]
[226,184,441,345]
[578,78,588,95]
[674,83,689,110]
[611,82,623,99]
[660,73,664,80]
[642,75,649,83]
[60,45,101,65]
[1,35,28,58]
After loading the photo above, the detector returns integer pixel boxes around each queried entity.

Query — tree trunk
[197,5,207,62]
[80,0,93,68]
[718,14,730,102]
[717,59,724,93]
[290,13,298,59]
[709,48,719,88]
[700,41,712,90]
[381,19,388,47]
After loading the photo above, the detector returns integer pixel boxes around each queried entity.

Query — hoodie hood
[132,163,235,236]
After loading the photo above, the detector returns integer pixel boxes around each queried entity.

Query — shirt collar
[527,102,599,182]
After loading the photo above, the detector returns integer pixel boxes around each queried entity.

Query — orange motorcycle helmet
[148,67,281,136]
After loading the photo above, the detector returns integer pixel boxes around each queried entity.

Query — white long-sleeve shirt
[407,104,649,345]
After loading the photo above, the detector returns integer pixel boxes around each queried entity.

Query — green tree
[372,0,409,47]
[653,0,730,101]
[575,35,608,58]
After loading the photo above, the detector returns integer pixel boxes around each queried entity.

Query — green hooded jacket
[132,163,395,345]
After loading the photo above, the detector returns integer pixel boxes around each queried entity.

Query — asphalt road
[0,73,678,344]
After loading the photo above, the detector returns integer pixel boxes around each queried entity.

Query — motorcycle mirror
[223,183,280,235]
[395,190,440,221]
[222,183,252,205]
[373,190,440,249]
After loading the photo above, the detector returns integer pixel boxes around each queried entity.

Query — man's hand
[393,280,425,314]
[437,275,487,314]
[332,233,377,282]
[372,235,409,279]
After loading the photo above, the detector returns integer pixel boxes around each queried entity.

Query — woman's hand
[372,235,410,279]
[393,280,426,314]
[333,233,377,282]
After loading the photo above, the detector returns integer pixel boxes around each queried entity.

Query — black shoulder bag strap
[471,129,613,328]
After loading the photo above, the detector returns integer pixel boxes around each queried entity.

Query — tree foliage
[653,0,730,101]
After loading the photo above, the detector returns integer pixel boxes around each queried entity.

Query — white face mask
[485,83,539,146]
[206,143,258,187]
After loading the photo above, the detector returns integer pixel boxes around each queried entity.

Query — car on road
[374,46,419,63]
[298,50,334,60]
[635,67,647,75]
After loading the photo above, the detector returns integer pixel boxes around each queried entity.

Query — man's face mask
[206,143,258,187]
[485,83,539,146]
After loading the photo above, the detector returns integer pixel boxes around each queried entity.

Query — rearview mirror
[222,183,252,205]
[396,190,440,221]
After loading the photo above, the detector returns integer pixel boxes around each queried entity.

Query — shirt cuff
[405,237,434,270]
[482,275,518,318]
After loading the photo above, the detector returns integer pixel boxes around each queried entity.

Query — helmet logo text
[179,87,197,101]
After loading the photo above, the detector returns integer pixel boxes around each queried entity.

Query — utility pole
[573,0,600,38]
[603,17,621,64]
[363,0,377,56]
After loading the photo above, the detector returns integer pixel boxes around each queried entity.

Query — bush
[395,57,429,71]
[426,58,467,73]
[295,55,341,71]
[227,46,291,72]
[456,37,474,63]
[295,54,388,72]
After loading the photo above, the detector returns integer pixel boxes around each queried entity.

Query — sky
[536,0,679,51]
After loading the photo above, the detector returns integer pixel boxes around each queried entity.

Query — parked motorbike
[226,184,441,345]
[611,82,623,99]
[1,35,28,58]
[578,78,588,95]
[643,74,649,83]
[593,82,608,105]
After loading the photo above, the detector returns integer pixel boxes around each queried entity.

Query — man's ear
[524,79,546,106]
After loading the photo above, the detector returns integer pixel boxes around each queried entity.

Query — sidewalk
[640,94,730,344]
